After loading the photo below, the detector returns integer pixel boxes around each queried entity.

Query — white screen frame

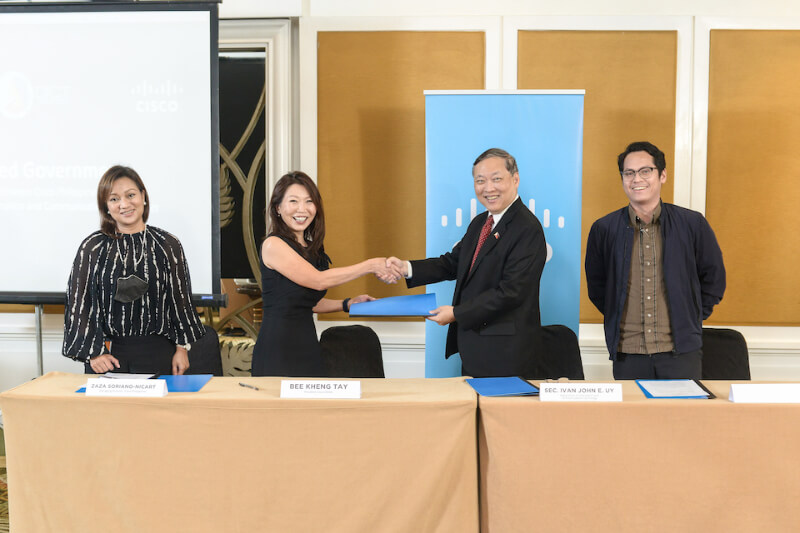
[0,1,222,306]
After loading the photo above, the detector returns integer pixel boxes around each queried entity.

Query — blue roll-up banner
[423,90,584,377]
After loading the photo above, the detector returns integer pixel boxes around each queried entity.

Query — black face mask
[114,274,148,303]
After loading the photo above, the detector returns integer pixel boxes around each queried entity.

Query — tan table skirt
[0,372,478,533]
[478,380,800,533]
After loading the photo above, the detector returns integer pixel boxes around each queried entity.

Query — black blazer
[408,197,546,377]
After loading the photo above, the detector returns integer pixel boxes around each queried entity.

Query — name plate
[85,378,167,397]
[729,383,800,403]
[280,380,361,399]
[540,382,623,402]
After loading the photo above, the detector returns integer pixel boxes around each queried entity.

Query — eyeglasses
[621,166,658,180]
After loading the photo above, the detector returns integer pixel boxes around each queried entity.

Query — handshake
[371,256,408,284]
[365,256,455,325]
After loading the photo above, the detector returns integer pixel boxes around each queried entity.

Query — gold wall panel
[707,30,800,325]
[0,305,63,314]
[317,31,485,318]
[518,30,677,324]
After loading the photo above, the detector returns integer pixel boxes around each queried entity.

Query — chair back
[701,327,750,380]
[319,325,385,378]
[535,325,585,380]
[187,325,223,376]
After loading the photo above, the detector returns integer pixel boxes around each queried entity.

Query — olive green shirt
[618,203,675,354]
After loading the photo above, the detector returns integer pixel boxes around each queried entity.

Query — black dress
[251,236,330,377]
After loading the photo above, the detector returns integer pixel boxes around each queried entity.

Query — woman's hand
[89,353,121,374]
[370,257,399,284]
[172,346,190,375]
[349,294,376,306]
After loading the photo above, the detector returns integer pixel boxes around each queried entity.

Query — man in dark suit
[387,148,547,377]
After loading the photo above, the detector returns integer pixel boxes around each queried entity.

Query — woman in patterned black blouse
[62,165,206,375]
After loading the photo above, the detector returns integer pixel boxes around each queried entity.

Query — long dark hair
[97,165,150,238]
[267,171,326,259]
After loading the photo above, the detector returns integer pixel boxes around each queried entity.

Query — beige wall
[705,30,800,326]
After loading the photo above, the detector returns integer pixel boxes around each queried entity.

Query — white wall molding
[0,315,426,391]
[0,314,83,393]
[580,323,800,381]
[3,315,798,390]
[219,0,302,19]
[219,0,800,18]
[219,19,294,194]
[301,0,800,18]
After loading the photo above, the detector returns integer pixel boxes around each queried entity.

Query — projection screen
[0,1,221,305]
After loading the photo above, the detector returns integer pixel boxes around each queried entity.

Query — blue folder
[635,379,714,399]
[349,293,437,317]
[159,374,213,392]
[76,374,213,393]
[466,377,540,397]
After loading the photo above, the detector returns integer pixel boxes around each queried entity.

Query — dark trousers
[460,359,539,379]
[84,335,175,375]
[613,349,703,380]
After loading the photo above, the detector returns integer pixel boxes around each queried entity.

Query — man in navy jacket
[585,141,726,379]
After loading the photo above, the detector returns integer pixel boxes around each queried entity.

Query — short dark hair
[473,148,519,176]
[267,171,326,259]
[617,141,666,174]
[97,165,149,238]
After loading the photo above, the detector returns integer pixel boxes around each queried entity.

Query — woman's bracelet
[342,298,351,312]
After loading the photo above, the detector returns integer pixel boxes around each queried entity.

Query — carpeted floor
[1,425,7,533]
[0,466,7,533]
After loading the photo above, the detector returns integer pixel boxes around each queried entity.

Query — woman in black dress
[62,165,206,375]
[251,171,397,377]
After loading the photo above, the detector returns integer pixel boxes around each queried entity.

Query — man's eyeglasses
[621,166,658,180]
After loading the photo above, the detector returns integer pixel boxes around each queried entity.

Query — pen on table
[239,382,261,391]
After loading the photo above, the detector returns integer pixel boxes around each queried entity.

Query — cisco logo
[131,80,184,113]
[439,198,561,262]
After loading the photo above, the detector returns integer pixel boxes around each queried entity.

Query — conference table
[478,380,800,533]
[5,375,800,533]
[0,372,478,533]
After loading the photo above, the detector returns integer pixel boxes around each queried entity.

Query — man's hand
[370,257,399,284]
[386,257,408,278]
[427,305,455,326]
